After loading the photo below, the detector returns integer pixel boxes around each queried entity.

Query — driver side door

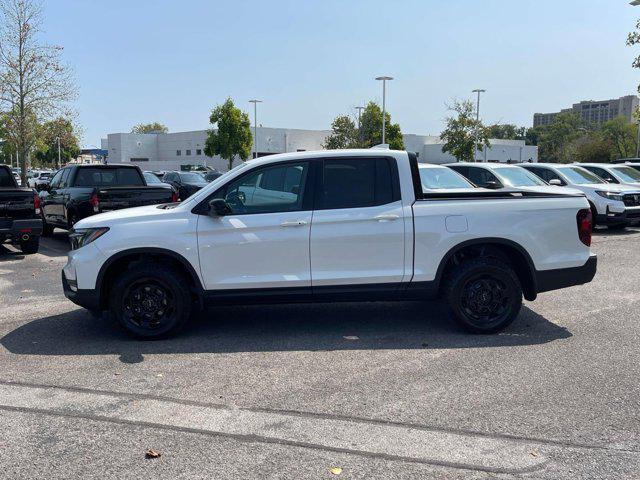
[197,160,315,291]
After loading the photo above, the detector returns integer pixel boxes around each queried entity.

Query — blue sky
[43,0,640,147]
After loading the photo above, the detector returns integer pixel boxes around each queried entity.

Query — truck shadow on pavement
[1,302,571,362]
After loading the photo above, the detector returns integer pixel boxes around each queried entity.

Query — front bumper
[535,254,597,294]
[0,218,43,243]
[596,205,640,226]
[62,270,100,311]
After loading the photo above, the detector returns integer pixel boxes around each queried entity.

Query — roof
[445,162,527,169]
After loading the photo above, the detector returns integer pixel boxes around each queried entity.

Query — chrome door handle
[374,214,400,222]
[281,220,308,227]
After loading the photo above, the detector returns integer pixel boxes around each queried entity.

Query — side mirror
[208,198,232,216]
[549,179,563,186]
[483,180,501,190]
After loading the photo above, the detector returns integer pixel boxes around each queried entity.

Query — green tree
[34,117,80,168]
[572,133,614,164]
[486,123,526,140]
[628,19,640,96]
[601,117,636,160]
[536,112,583,163]
[359,101,404,150]
[0,0,76,184]
[131,122,168,134]
[204,98,252,171]
[323,115,359,149]
[440,100,490,161]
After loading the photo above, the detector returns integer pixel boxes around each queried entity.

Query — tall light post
[56,137,61,168]
[249,99,262,159]
[355,106,365,145]
[472,89,486,162]
[375,76,393,145]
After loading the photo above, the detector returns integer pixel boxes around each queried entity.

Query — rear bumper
[535,254,597,294]
[0,218,43,243]
[62,271,100,311]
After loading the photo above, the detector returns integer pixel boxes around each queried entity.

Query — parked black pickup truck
[0,165,42,254]
[39,164,177,234]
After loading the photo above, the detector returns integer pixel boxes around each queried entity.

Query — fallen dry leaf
[145,449,162,459]
[330,467,342,475]
[530,449,540,457]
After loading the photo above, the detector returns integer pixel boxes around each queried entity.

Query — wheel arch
[96,248,204,310]
[435,238,538,301]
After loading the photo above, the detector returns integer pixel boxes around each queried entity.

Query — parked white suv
[63,150,597,338]
[521,163,640,229]
[445,162,580,195]
[578,163,640,188]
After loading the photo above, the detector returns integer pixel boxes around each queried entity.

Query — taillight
[171,191,179,202]
[89,193,99,213]
[577,208,592,247]
[33,194,41,215]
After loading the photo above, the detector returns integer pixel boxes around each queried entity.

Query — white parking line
[0,382,546,474]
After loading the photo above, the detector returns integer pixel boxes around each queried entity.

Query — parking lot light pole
[249,100,262,159]
[56,137,61,169]
[472,89,486,162]
[355,106,365,145]
[375,76,393,145]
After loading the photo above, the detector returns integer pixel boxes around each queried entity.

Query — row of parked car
[0,164,225,254]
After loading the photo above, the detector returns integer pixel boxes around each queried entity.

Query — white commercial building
[103,127,537,172]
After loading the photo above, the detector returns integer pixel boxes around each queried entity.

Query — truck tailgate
[97,187,173,211]
[0,189,36,224]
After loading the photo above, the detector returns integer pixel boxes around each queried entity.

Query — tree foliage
[440,100,490,161]
[204,98,252,171]
[601,116,636,159]
[324,101,404,150]
[323,115,359,149]
[0,0,75,182]
[535,113,584,163]
[486,123,526,141]
[34,117,80,167]
[573,134,614,164]
[131,122,168,134]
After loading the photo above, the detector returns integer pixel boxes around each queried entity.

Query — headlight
[595,191,624,202]
[69,227,109,250]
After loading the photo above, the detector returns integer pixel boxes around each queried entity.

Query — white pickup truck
[62,150,597,338]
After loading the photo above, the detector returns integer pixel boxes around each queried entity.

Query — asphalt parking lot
[0,228,639,479]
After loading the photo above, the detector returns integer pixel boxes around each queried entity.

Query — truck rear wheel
[19,238,40,254]
[110,263,192,339]
[444,257,522,334]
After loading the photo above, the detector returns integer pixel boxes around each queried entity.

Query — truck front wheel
[109,264,192,339]
[444,257,522,334]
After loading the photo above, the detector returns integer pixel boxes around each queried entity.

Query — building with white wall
[103,127,537,172]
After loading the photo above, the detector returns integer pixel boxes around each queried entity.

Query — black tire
[41,215,54,237]
[19,237,40,254]
[588,203,597,228]
[110,263,192,339]
[444,257,522,334]
[67,212,78,230]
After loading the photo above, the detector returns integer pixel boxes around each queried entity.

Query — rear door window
[319,158,397,210]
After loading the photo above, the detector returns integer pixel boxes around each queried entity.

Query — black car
[39,164,176,233]
[0,165,42,253]
[143,171,177,195]
[163,171,209,200]
[203,170,223,182]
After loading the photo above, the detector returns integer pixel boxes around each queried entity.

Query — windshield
[74,167,145,187]
[492,167,547,187]
[144,172,162,184]
[612,166,640,183]
[0,168,15,187]
[419,166,473,190]
[556,167,604,185]
[179,172,208,184]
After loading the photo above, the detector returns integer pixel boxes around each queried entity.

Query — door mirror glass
[548,178,563,186]
[208,198,232,216]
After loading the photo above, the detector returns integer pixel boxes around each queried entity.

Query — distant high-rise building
[533,95,639,127]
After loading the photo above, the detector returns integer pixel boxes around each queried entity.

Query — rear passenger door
[310,157,406,287]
